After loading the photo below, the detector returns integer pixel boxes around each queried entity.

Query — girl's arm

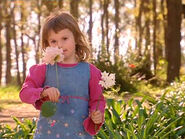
[19,64,48,109]
[83,64,106,135]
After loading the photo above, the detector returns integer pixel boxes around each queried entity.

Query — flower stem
[95,95,101,132]
[55,63,59,89]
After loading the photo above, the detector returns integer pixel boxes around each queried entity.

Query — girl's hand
[41,87,60,103]
[90,110,103,124]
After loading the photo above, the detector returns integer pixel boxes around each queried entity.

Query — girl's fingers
[94,110,101,115]
[47,88,59,102]
[50,93,55,102]
[56,89,60,98]
[44,87,60,102]
[92,118,102,124]
[91,111,103,124]
[92,116,102,122]
[53,89,59,102]
[54,90,58,102]
[55,89,59,102]
[93,111,102,117]
[48,93,53,102]
[51,89,56,102]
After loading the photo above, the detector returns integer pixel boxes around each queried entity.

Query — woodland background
[0,0,184,86]
[0,0,185,138]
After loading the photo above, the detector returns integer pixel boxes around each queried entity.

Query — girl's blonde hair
[41,11,90,62]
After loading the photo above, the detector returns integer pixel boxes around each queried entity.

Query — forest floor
[0,99,39,128]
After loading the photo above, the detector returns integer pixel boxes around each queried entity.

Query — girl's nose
[58,41,63,49]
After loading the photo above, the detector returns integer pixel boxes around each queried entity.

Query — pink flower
[56,133,60,138]
[50,120,56,127]
[42,47,64,65]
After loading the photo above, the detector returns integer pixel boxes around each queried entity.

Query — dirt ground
[0,100,39,128]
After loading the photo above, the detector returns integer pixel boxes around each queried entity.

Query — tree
[114,0,120,62]
[58,0,64,9]
[166,0,182,82]
[88,0,93,58]
[70,0,80,19]
[5,2,12,84]
[42,0,58,14]
[99,0,110,56]
[0,1,3,85]
[104,0,110,56]
[100,0,105,52]
[12,3,21,85]
[161,0,168,60]
[153,0,157,74]
[20,2,27,83]
[137,0,144,55]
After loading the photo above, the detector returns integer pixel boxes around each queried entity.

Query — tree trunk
[161,0,168,59]
[143,0,151,72]
[5,15,12,85]
[134,0,138,50]
[144,20,150,54]
[58,0,63,9]
[166,0,182,82]
[70,0,80,19]
[0,2,2,85]
[100,0,105,53]
[137,0,144,55]
[114,0,120,62]
[0,27,2,85]
[104,0,110,56]
[43,0,55,12]
[36,0,41,64]
[12,4,21,86]
[21,4,26,83]
[153,0,157,74]
[88,0,93,58]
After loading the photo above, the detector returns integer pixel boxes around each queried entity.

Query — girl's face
[48,29,77,64]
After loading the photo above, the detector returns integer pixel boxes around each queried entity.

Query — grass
[0,85,20,100]
[0,86,21,111]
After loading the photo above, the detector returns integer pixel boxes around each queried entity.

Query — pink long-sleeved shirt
[19,62,106,135]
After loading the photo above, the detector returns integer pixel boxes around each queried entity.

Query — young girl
[20,11,105,139]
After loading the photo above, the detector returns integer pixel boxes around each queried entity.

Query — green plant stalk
[53,62,59,107]
[95,95,101,132]
[156,117,182,137]
[55,63,59,89]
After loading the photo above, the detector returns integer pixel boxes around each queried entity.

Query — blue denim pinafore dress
[34,62,92,139]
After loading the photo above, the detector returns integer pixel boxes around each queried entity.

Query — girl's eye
[51,40,56,44]
[63,37,68,40]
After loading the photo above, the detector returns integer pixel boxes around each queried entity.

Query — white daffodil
[99,71,115,89]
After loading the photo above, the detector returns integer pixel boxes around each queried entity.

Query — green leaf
[106,99,114,108]
[112,100,123,115]
[176,126,185,136]
[97,128,109,139]
[104,122,114,138]
[157,117,182,137]
[112,107,121,124]
[115,130,122,139]
[41,101,56,117]
[152,118,171,137]
[143,108,161,138]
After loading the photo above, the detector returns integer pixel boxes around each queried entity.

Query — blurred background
[0,0,184,87]
[0,0,185,138]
